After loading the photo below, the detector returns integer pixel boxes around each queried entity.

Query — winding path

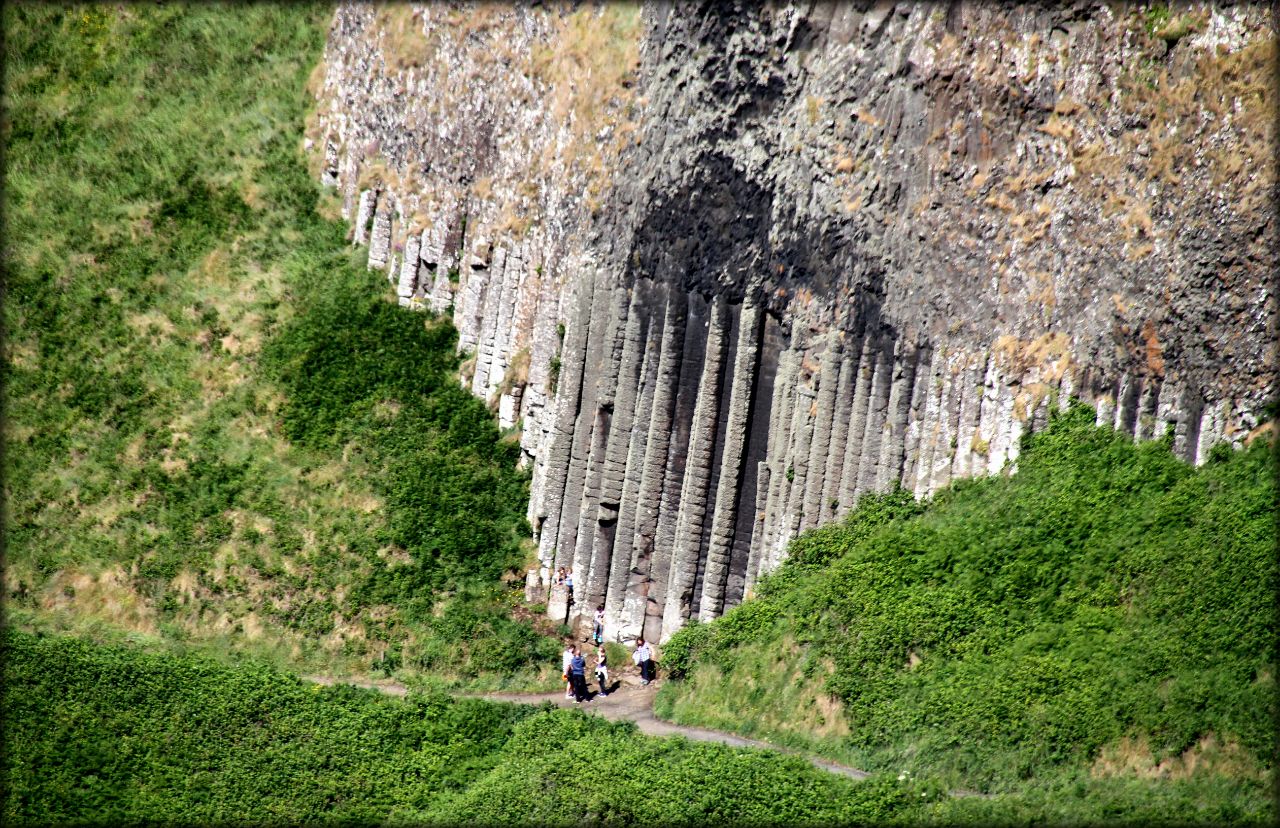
[303,674,870,780]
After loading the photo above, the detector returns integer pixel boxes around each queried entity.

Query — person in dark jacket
[569,646,589,702]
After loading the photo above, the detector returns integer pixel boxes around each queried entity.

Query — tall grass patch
[3,3,557,686]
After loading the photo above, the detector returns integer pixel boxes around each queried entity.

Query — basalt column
[603,290,664,633]
[724,312,783,606]
[876,340,920,491]
[900,346,934,488]
[662,295,730,639]
[553,277,614,571]
[471,247,504,398]
[584,287,649,611]
[748,345,798,590]
[644,293,710,642]
[396,232,421,307]
[855,339,895,497]
[819,331,859,521]
[568,286,631,591]
[911,349,945,498]
[781,344,818,543]
[536,278,596,580]
[367,194,392,271]
[836,336,875,518]
[800,331,844,532]
[698,299,763,622]
[621,291,687,641]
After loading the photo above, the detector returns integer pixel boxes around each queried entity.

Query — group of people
[561,642,609,702]
[553,567,574,605]
[560,612,657,703]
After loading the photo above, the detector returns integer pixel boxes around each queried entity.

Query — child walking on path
[594,645,609,696]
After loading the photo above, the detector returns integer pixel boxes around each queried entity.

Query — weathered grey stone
[472,247,506,400]
[1114,373,1140,438]
[537,277,596,583]
[820,333,858,518]
[1134,377,1161,443]
[751,346,798,586]
[699,299,762,621]
[397,233,421,301]
[367,194,392,270]
[855,340,894,498]
[837,336,875,516]
[604,300,662,636]
[316,2,1274,630]
[951,356,982,482]
[912,348,946,498]
[352,189,374,246]
[901,345,933,492]
[876,340,919,491]
[663,295,730,639]
[585,288,647,610]
[623,290,686,641]
[559,278,622,585]
[800,331,842,531]
[570,285,630,597]
[781,374,816,556]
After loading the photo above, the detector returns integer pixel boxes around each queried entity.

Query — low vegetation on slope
[658,406,1275,824]
[3,629,931,825]
[3,4,555,687]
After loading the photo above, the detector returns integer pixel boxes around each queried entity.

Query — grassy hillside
[3,3,557,689]
[657,406,1276,824]
[2,628,930,825]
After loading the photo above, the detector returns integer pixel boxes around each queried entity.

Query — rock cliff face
[310,2,1276,642]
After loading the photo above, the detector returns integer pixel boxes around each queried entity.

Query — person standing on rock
[592,605,605,645]
[594,645,609,696]
[564,569,575,606]
[633,638,655,685]
[569,645,589,702]
[562,641,575,700]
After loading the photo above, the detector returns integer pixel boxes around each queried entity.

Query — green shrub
[664,404,1276,818]
[5,628,931,825]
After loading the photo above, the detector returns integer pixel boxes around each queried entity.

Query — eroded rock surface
[311,2,1276,642]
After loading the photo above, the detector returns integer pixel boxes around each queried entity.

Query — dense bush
[3,629,928,825]
[264,243,533,598]
[1,628,539,824]
[662,405,1275,818]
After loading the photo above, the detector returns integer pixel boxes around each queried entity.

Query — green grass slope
[3,3,556,688]
[2,628,931,825]
[658,407,1276,824]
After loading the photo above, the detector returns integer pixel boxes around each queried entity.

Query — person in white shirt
[594,645,609,696]
[592,605,605,645]
[561,642,574,699]
[633,638,655,685]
